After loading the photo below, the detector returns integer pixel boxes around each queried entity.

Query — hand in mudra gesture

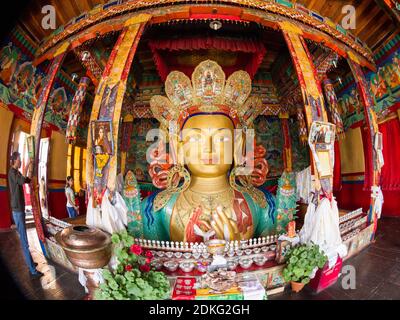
[210,206,241,241]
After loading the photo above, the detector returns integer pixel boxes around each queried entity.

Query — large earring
[229,167,267,209]
[177,141,185,166]
[153,164,191,212]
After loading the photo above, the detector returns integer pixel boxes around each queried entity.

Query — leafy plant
[95,230,170,300]
[282,243,327,285]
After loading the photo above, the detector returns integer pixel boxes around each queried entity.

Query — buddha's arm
[135,193,174,241]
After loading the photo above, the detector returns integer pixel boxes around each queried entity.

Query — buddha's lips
[200,158,214,164]
[200,157,220,164]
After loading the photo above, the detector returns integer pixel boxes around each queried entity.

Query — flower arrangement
[282,243,327,292]
[95,230,170,300]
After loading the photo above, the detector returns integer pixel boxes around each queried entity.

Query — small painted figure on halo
[8,151,43,278]
[65,176,79,219]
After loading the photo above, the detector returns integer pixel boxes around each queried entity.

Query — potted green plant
[282,243,327,293]
[94,230,171,300]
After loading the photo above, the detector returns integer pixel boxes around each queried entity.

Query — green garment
[129,189,281,241]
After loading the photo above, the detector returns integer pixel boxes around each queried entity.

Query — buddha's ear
[233,128,245,166]
[176,141,185,166]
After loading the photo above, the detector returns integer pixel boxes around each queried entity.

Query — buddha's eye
[215,136,230,142]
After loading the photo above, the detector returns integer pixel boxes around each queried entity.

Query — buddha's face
[181,114,234,178]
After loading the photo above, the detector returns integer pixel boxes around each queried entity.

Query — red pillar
[29,51,67,246]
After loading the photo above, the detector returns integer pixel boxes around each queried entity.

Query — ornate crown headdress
[150,60,264,131]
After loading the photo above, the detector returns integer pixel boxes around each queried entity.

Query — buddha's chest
[170,189,254,242]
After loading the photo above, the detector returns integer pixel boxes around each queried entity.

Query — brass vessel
[55,225,112,269]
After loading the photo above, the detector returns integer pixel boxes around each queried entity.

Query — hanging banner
[280,21,328,126]
[30,50,68,243]
[87,14,151,207]
[322,78,345,139]
[66,77,90,144]
[279,112,292,172]
[280,21,330,193]
[296,107,308,145]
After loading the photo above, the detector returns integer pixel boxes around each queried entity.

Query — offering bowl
[164,261,179,272]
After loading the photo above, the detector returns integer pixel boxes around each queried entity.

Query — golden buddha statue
[128,60,291,242]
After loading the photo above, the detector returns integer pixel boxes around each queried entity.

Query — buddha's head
[149,60,268,209]
[180,114,234,178]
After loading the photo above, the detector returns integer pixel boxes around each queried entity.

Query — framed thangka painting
[91,120,114,155]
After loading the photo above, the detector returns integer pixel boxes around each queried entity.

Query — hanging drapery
[66,77,90,144]
[149,37,266,81]
[333,140,342,192]
[30,46,68,244]
[379,118,400,191]
[322,78,345,139]
[87,14,151,207]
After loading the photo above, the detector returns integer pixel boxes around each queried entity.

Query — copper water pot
[55,225,112,269]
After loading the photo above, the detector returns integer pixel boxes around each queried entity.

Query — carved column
[347,52,381,230]
[30,46,68,245]
[86,14,151,207]
[66,77,90,144]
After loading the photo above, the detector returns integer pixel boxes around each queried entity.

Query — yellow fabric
[347,50,360,65]
[87,16,150,191]
[53,42,70,58]
[279,21,303,35]
[339,127,365,174]
[0,106,13,176]
[48,130,69,181]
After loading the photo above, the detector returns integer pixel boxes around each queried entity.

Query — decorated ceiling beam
[87,14,151,207]
[347,51,382,234]
[315,50,339,79]
[29,44,69,247]
[34,1,374,69]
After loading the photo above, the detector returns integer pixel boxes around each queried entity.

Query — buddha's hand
[211,206,241,241]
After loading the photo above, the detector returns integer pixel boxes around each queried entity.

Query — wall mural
[288,116,310,173]
[125,118,159,182]
[0,29,76,133]
[368,50,400,112]
[337,83,365,129]
[337,46,400,129]
[254,115,284,178]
